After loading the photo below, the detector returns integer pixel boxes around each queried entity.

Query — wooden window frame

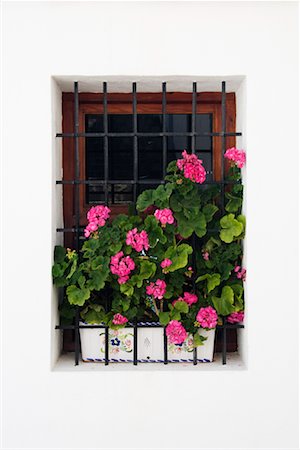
[62,92,236,248]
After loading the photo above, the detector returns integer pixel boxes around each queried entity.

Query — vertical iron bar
[74,309,80,366]
[222,319,227,365]
[163,327,168,364]
[74,81,80,365]
[133,321,138,365]
[191,82,197,154]
[162,82,167,177]
[103,82,109,205]
[193,347,197,365]
[74,81,80,250]
[221,81,226,214]
[132,82,138,204]
[105,326,109,365]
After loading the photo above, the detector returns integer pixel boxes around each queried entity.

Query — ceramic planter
[79,322,215,363]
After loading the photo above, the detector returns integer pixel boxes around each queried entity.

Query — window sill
[53,352,246,372]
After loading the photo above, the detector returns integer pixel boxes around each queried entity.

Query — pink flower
[84,205,111,238]
[112,313,128,325]
[234,266,246,281]
[183,292,198,306]
[146,279,166,299]
[172,292,198,307]
[154,208,174,226]
[110,251,135,284]
[196,306,218,329]
[202,251,210,261]
[224,147,246,169]
[176,150,206,184]
[126,228,149,253]
[161,258,172,269]
[227,311,244,324]
[166,320,187,344]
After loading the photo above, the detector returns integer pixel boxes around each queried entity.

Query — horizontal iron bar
[56,179,240,186]
[55,323,244,330]
[56,227,222,233]
[56,131,242,138]
[56,179,165,186]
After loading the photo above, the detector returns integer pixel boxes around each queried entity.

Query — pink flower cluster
[196,306,218,329]
[202,251,210,261]
[126,228,149,253]
[224,147,246,169]
[173,292,198,307]
[160,258,172,273]
[234,265,246,281]
[84,205,111,238]
[166,320,188,345]
[146,279,166,299]
[110,251,135,284]
[176,150,206,184]
[112,313,128,325]
[227,311,244,324]
[154,208,174,226]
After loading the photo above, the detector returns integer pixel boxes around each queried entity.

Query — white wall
[2,2,298,449]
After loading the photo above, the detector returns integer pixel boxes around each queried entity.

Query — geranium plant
[53,148,246,347]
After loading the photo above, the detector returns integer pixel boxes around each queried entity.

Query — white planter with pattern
[79,322,215,363]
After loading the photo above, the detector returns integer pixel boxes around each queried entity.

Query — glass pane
[109,184,133,204]
[196,114,212,151]
[108,137,133,179]
[87,184,104,204]
[108,114,133,132]
[196,152,213,181]
[138,137,163,180]
[85,114,103,133]
[137,114,162,132]
[166,114,191,132]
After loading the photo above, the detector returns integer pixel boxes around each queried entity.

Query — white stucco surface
[2,2,298,449]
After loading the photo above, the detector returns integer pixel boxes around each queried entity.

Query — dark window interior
[85,113,213,205]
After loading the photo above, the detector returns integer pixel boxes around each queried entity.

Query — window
[61,90,237,249]
[58,82,241,360]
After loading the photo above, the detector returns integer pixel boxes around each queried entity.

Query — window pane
[138,114,162,132]
[196,152,213,181]
[138,137,163,180]
[108,137,133,179]
[166,114,191,132]
[196,114,212,151]
[109,184,133,204]
[108,114,133,132]
[85,114,103,133]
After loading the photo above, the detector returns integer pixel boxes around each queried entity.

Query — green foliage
[196,273,221,293]
[212,286,235,316]
[164,244,193,272]
[220,214,244,243]
[52,154,245,336]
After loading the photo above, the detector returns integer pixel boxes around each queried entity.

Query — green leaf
[212,286,235,315]
[52,262,66,278]
[159,311,170,326]
[82,308,105,324]
[66,256,78,279]
[225,193,242,213]
[121,297,131,312]
[174,300,189,313]
[86,270,108,291]
[164,244,193,272]
[144,215,167,247]
[136,189,154,211]
[66,285,90,306]
[196,273,221,293]
[120,283,134,297]
[54,245,66,263]
[193,332,206,347]
[193,212,207,238]
[219,214,244,243]
[203,204,219,222]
